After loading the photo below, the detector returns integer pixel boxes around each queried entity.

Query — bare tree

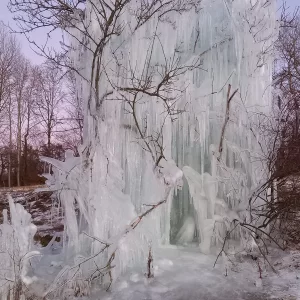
[56,71,83,156]
[13,56,30,186]
[34,62,65,157]
[262,7,300,245]
[0,24,20,129]
[23,65,40,184]
[0,24,22,187]
[7,87,13,187]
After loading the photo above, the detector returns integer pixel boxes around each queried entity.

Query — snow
[80,247,300,300]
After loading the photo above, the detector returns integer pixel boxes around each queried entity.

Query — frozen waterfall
[42,0,277,287]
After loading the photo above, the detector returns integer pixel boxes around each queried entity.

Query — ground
[90,247,300,300]
[1,187,300,300]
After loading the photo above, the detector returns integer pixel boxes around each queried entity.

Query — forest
[0,26,82,187]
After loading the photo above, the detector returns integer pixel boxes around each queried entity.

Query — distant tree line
[0,24,83,187]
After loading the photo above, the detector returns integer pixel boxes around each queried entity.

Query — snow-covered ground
[28,244,300,300]
[89,247,300,300]
[1,189,300,300]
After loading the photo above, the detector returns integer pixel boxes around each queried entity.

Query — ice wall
[44,0,277,286]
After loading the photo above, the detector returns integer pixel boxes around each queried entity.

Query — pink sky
[0,0,298,64]
[0,0,61,64]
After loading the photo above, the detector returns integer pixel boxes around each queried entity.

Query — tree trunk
[8,94,12,188]
[17,93,22,187]
[47,125,51,156]
[23,132,28,185]
[0,154,4,185]
[23,100,31,185]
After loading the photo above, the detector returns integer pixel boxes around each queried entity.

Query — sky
[0,0,299,64]
[0,0,61,64]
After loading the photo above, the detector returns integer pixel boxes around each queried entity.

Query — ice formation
[41,0,277,290]
[175,216,196,245]
[0,196,38,299]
